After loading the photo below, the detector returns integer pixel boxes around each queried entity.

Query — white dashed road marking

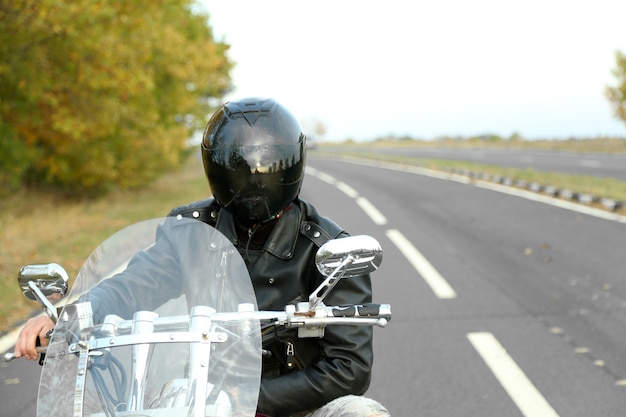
[307,165,559,417]
[386,229,456,299]
[307,166,455,298]
[356,197,387,225]
[468,332,560,417]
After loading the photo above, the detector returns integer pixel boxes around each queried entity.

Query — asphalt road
[301,155,626,416]
[330,146,626,180]
[2,153,626,416]
[0,356,39,417]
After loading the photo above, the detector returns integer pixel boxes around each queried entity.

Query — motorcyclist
[14,97,390,417]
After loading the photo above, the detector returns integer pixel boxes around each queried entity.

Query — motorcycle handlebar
[4,346,46,362]
[327,303,391,319]
[110,303,391,332]
[284,303,391,328]
[4,303,391,361]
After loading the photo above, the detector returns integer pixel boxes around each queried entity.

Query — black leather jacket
[168,198,374,416]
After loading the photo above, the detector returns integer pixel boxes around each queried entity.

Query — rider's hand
[14,316,55,361]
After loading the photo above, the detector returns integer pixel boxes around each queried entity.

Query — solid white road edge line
[386,229,457,299]
[335,157,626,224]
[467,332,560,417]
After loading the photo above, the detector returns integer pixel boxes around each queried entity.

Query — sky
[199,0,626,141]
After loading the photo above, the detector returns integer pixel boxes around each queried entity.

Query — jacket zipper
[286,341,295,369]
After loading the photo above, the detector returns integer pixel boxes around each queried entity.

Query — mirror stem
[27,281,59,324]
[308,255,353,310]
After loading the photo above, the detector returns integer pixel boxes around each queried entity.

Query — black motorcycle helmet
[201,98,307,224]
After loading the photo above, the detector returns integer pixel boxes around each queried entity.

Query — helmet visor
[202,143,306,221]
[206,143,304,179]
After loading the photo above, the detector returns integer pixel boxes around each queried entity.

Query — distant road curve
[324,146,626,181]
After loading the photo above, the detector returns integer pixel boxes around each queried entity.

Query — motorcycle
[4,217,391,417]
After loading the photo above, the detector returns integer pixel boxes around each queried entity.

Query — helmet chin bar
[225,185,290,226]
[229,201,278,226]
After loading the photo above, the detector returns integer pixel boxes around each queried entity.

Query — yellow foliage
[0,0,233,196]
[607,50,626,125]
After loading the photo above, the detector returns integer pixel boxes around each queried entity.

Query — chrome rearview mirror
[310,235,382,310]
[18,263,69,323]
[315,235,382,278]
[19,263,69,300]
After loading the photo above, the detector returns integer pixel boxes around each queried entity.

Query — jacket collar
[215,203,300,260]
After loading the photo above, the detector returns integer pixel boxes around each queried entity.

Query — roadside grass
[0,153,209,333]
[334,137,626,154]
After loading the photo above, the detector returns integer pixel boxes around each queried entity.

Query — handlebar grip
[330,304,391,319]
[4,346,47,362]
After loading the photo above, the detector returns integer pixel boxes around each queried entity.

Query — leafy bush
[0,0,232,196]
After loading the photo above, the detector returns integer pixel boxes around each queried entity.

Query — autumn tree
[302,117,327,141]
[606,50,626,129]
[0,0,232,196]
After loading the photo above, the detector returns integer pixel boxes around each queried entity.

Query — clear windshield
[37,217,261,417]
